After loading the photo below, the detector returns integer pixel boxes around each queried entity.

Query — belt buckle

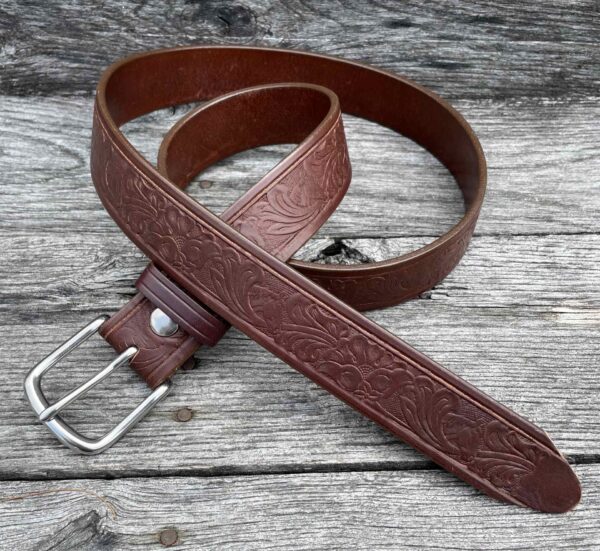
[24,316,171,454]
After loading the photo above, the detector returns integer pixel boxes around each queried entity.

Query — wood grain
[0,466,598,550]
[1,96,598,238]
[1,230,597,479]
[1,0,598,548]
[0,1,598,100]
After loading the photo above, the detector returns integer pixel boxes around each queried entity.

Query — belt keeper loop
[136,264,228,347]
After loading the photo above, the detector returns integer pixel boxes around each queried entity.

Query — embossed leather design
[90,46,580,512]
[101,84,351,383]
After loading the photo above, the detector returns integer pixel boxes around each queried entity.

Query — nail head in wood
[175,407,193,423]
[158,528,179,547]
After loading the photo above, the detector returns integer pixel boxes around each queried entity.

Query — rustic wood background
[1,1,598,549]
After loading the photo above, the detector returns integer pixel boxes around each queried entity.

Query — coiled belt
[24,46,580,513]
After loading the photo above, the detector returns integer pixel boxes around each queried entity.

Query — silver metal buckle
[24,316,171,454]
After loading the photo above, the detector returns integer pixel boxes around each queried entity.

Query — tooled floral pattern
[266,297,548,496]
[290,327,545,476]
[229,118,349,257]
[92,109,552,504]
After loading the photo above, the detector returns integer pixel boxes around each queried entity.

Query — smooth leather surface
[91,46,580,513]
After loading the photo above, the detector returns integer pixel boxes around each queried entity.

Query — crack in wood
[0,454,592,485]
[310,238,373,265]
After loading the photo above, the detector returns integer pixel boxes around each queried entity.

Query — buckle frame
[24,316,171,454]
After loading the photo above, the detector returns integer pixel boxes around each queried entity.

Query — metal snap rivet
[150,308,179,337]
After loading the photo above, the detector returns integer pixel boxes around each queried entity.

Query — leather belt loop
[136,264,228,347]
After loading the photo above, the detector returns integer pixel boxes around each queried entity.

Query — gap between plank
[0,454,596,484]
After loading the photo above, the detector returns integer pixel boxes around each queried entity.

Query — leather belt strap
[31,46,581,513]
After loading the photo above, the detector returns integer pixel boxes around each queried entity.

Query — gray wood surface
[1,466,599,550]
[0,1,598,549]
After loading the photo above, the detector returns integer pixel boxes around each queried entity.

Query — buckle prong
[24,316,171,454]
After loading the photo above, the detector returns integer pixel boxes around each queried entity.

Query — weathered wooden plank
[0,1,598,100]
[0,96,598,238]
[1,0,598,546]
[1,230,597,478]
[0,466,598,550]
[3,231,599,318]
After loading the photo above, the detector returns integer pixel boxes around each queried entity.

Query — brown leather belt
[24,46,581,513]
